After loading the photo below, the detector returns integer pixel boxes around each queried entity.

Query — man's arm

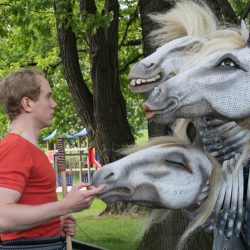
[0,183,106,233]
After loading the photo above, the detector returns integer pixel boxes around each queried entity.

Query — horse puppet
[94,1,250,250]
[92,137,222,249]
[128,1,250,249]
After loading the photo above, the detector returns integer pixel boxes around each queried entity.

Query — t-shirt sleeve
[0,141,32,193]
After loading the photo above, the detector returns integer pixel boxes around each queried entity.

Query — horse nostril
[104,172,115,180]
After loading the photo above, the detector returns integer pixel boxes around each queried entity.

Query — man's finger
[84,184,107,197]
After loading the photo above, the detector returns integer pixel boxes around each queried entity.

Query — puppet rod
[56,137,72,250]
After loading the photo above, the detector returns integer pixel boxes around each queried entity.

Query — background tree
[0,0,146,157]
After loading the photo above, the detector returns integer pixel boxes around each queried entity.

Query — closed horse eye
[164,159,193,173]
[164,159,186,168]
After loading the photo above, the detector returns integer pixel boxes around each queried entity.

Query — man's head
[0,69,44,121]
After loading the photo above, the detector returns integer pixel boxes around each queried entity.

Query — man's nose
[52,100,57,108]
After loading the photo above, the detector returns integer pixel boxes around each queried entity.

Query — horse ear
[241,20,250,47]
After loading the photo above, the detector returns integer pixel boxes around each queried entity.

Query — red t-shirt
[0,133,61,241]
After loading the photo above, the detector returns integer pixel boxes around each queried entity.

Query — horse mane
[182,29,247,71]
[149,0,248,70]
[149,0,218,47]
[177,153,221,249]
[120,136,184,155]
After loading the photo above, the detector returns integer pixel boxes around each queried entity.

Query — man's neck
[10,116,41,147]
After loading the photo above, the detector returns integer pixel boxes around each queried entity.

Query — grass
[58,194,146,250]
[56,128,150,249]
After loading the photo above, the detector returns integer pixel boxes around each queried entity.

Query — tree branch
[119,53,143,74]
[216,0,238,23]
[54,0,95,131]
[241,0,250,20]
[123,39,142,47]
[118,2,140,50]
[79,0,97,14]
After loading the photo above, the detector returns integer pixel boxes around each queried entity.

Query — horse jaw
[98,183,164,208]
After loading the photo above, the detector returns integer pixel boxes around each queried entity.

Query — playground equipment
[42,129,101,188]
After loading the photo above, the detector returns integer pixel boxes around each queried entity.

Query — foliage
[0,0,246,141]
[0,0,145,141]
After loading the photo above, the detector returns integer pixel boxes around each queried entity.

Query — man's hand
[60,214,76,237]
[61,182,107,213]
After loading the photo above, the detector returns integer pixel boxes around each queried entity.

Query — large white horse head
[92,138,213,209]
[144,30,249,124]
[128,1,250,127]
[128,1,217,95]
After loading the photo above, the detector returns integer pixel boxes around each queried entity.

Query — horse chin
[144,97,179,121]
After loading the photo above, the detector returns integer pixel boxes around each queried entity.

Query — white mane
[149,0,218,47]
[149,0,248,72]
[182,29,247,71]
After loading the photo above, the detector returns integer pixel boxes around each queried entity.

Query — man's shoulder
[0,133,30,154]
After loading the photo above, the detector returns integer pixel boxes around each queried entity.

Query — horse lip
[99,186,133,199]
[143,98,179,119]
[131,82,159,94]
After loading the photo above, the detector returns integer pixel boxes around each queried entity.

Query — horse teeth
[136,79,142,85]
[131,79,136,86]
[131,76,160,86]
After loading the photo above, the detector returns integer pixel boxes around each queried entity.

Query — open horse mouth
[99,187,132,198]
[143,98,178,119]
[129,73,164,93]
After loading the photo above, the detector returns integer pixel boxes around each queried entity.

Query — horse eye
[164,159,185,168]
[164,159,193,174]
[219,58,236,67]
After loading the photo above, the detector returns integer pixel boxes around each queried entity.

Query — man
[0,69,106,249]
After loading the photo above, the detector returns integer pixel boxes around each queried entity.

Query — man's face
[31,75,57,129]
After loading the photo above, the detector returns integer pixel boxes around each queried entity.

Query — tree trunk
[138,210,213,250]
[139,0,173,138]
[54,0,134,165]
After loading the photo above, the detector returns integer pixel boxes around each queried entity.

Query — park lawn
[57,194,146,250]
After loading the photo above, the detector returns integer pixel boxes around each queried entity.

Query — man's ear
[20,97,33,113]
